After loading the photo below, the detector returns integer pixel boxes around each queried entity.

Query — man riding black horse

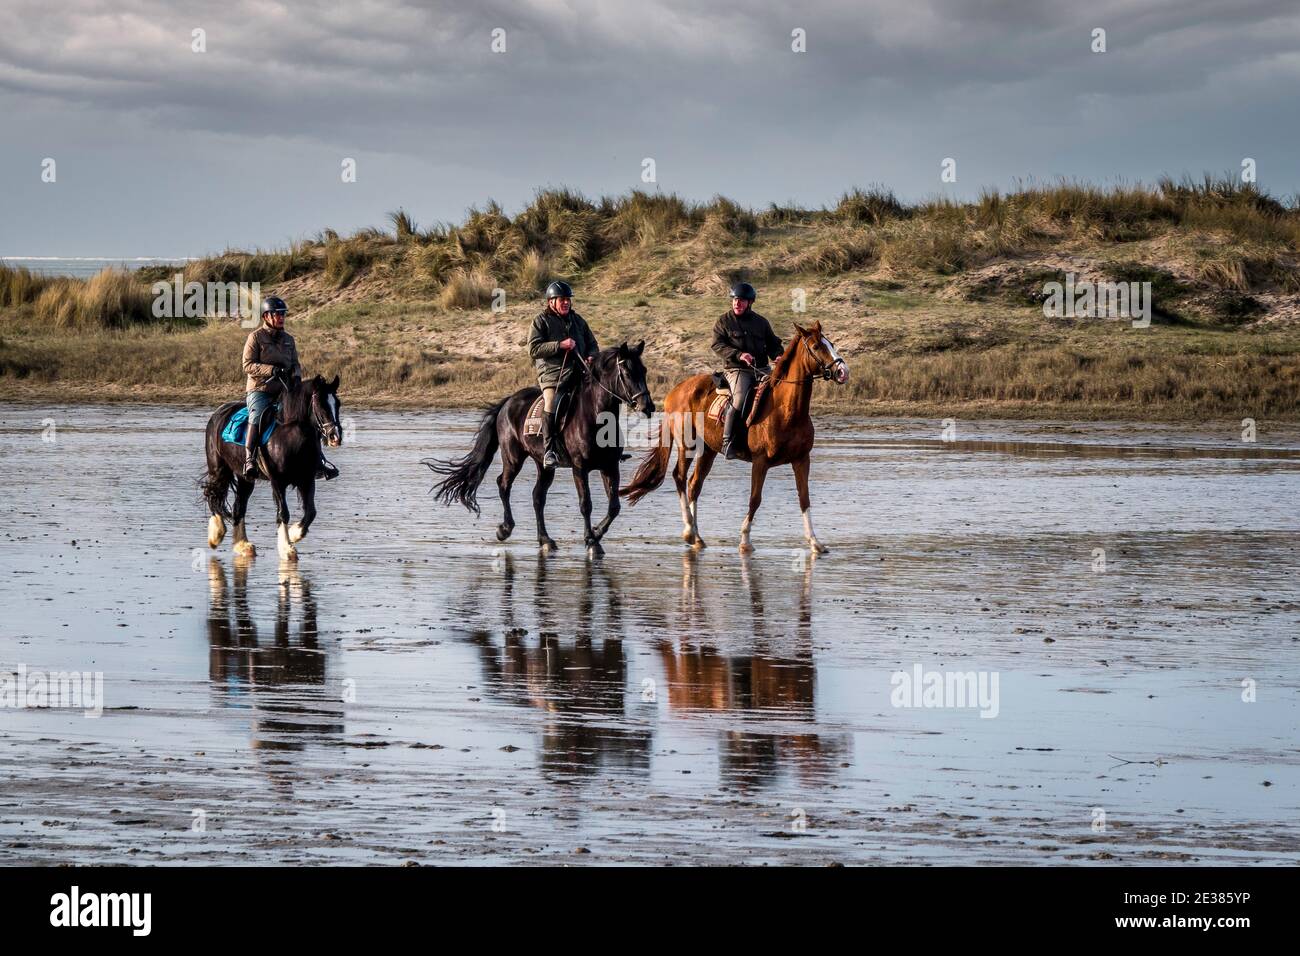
[527,280,599,469]
[241,296,338,482]
[711,282,783,460]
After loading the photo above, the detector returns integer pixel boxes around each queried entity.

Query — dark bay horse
[424,342,653,557]
[202,374,342,562]
[621,322,847,553]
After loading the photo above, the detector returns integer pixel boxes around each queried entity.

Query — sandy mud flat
[0,404,1297,865]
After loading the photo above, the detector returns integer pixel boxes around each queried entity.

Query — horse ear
[617,342,629,357]
[793,323,807,337]
[330,374,340,391]
[811,320,823,335]
[634,339,645,356]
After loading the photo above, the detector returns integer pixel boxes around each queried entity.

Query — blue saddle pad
[221,406,277,445]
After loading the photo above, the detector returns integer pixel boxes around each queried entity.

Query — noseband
[772,335,846,385]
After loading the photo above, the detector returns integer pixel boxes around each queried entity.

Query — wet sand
[1,403,1297,865]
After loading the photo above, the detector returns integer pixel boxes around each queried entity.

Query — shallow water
[1,403,1297,864]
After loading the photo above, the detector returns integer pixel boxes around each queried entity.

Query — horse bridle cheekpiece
[805,334,846,380]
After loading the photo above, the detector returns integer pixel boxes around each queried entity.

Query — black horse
[425,342,653,557]
[202,374,343,562]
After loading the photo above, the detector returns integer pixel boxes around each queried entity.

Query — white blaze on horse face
[822,337,848,381]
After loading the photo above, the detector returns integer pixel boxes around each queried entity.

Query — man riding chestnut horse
[622,281,848,554]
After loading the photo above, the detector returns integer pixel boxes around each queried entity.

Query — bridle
[272,370,340,440]
[769,334,847,386]
[582,355,651,412]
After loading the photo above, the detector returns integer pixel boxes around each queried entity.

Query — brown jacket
[243,323,302,395]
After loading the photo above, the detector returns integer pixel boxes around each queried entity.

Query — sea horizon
[2,257,197,278]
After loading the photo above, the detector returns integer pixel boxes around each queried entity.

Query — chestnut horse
[621,322,847,553]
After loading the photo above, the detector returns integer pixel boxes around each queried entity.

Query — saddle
[220,403,277,445]
[707,372,769,427]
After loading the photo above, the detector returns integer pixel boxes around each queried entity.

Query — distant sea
[2,257,195,279]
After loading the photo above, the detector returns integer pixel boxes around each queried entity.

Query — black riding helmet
[730,281,756,302]
[545,280,573,300]
[261,295,288,316]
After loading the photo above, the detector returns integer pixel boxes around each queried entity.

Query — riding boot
[316,449,339,481]
[242,415,260,480]
[541,411,560,470]
[721,405,741,460]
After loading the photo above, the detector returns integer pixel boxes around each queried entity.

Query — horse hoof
[497,524,514,542]
[288,523,306,544]
[587,542,604,559]
[207,515,226,549]
[539,539,558,555]
[811,541,829,555]
[233,540,256,558]
[691,537,707,551]
[279,546,298,563]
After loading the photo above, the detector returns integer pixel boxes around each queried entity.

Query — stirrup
[542,449,559,470]
[316,459,339,481]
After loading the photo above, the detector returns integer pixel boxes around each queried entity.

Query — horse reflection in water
[457,549,849,788]
[658,553,851,789]
[466,554,652,779]
[206,557,344,752]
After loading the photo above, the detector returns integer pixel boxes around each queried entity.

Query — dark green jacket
[711,308,782,370]
[528,308,599,386]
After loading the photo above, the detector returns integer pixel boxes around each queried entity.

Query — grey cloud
[1,0,1296,254]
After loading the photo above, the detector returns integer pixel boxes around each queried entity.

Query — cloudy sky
[2,0,1297,256]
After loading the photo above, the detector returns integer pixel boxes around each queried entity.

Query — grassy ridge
[3,176,1299,420]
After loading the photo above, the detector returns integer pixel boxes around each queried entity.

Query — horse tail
[201,413,234,518]
[423,397,507,516]
[621,442,671,505]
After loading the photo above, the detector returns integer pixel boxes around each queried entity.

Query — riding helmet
[545,280,573,300]
[729,281,757,301]
[261,295,288,315]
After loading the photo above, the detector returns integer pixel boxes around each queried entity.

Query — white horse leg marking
[739,514,753,553]
[277,523,298,562]
[207,514,226,549]
[803,508,828,554]
[232,519,255,557]
[289,522,306,544]
[678,491,693,541]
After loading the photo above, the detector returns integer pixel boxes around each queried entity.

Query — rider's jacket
[711,308,782,370]
[243,322,302,395]
[528,308,599,387]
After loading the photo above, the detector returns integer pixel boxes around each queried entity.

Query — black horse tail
[201,467,233,519]
[423,398,507,516]
[621,442,671,505]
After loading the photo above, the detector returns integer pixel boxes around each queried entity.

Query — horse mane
[769,324,816,382]
[278,375,321,425]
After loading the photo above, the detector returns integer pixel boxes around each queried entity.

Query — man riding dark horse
[528,280,599,469]
[241,296,338,482]
[712,281,783,460]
